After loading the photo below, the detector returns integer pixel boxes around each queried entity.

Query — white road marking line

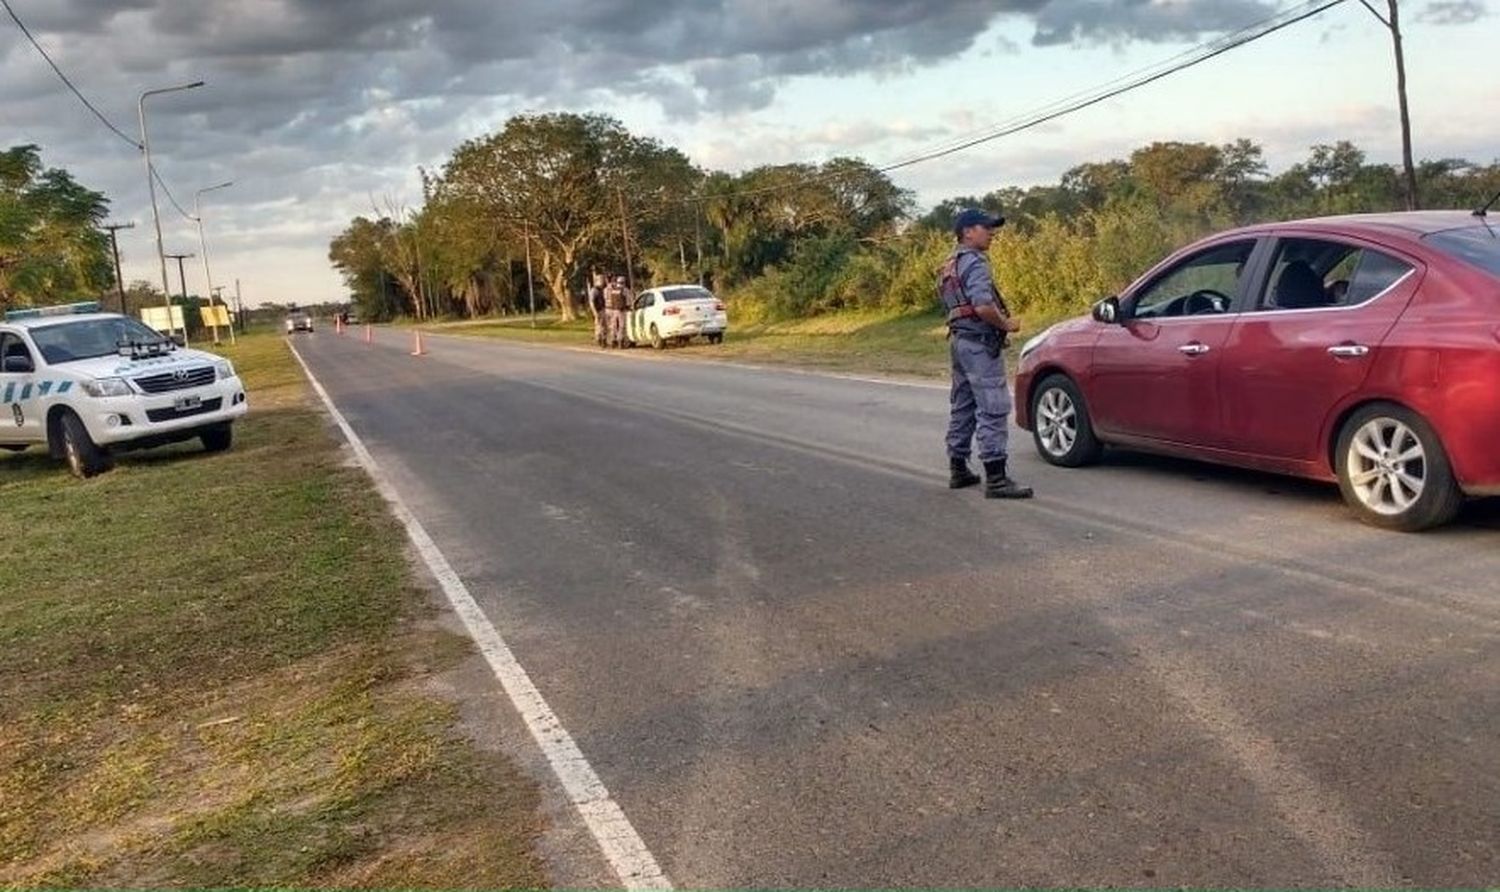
[288,341,672,891]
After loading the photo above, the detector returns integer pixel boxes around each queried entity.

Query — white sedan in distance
[626,285,728,349]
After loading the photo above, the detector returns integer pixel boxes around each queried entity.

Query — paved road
[295,329,1500,888]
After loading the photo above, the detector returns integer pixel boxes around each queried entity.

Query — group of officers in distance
[578,207,1032,500]
[586,273,635,350]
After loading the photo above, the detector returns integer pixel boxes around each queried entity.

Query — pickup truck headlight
[214,360,235,380]
[80,377,132,398]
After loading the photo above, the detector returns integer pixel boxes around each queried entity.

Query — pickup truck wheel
[59,411,113,478]
[200,423,234,454]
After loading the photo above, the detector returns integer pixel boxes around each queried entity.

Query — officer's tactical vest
[938,252,979,323]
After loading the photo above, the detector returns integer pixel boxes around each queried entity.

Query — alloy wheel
[1346,417,1427,517]
[1036,387,1078,457]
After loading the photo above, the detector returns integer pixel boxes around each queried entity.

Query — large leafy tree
[0,145,113,310]
[437,113,699,320]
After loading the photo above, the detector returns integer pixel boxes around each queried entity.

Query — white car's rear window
[662,287,716,302]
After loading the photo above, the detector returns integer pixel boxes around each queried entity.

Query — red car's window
[1423,226,1500,279]
[1258,238,1412,311]
[1131,240,1254,319]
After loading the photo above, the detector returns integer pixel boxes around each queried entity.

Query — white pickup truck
[0,302,248,477]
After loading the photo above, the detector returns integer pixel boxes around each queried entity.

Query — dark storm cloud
[1418,0,1487,24]
[1030,0,1277,46]
[2,0,1310,143]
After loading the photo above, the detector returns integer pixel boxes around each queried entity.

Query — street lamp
[139,80,205,344]
[195,180,235,345]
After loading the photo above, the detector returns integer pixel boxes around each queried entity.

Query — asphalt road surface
[293,328,1499,889]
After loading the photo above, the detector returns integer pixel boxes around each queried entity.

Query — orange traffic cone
[363,324,373,345]
[410,329,427,357]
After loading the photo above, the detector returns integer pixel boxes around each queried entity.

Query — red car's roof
[1233,210,1484,240]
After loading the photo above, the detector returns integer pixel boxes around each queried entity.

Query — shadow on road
[1094,449,1500,532]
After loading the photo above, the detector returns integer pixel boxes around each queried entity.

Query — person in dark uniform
[940,208,1033,500]
[588,274,607,347]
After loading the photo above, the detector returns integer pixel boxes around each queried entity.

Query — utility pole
[165,252,194,346]
[1360,0,1419,209]
[617,186,635,293]
[102,222,135,314]
[523,219,537,328]
[695,210,704,286]
[235,278,244,333]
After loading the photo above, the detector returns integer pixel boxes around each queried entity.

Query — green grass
[427,306,1062,379]
[0,334,546,889]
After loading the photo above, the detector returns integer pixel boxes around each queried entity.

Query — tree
[1128,141,1225,217]
[0,145,112,310]
[329,216,407,321]
[438,113,698,320]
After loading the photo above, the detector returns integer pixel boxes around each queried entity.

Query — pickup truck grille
[146,397,223,423]
[134,366,215,394]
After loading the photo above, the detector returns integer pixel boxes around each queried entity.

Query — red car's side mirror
[1092,296,1122,324]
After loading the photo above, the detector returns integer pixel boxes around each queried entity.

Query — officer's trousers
[605,309,628,346]
[947,335,1012,462]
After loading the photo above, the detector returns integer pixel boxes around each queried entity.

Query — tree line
[329,114,1499,326]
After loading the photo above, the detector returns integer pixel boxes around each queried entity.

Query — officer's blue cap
[953,208,1005,235]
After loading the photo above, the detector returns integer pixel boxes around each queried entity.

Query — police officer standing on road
[941,208,1033,500]
[603,274,633,349]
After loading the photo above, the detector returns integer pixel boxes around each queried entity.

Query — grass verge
[0,334,546,888]
[429,309,978,379]
[420,303,1071,379]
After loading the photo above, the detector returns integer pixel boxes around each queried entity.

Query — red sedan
[1014,211,1500,531]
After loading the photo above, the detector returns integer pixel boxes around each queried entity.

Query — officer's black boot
[949,457,981,490]
[984,458,1034,500]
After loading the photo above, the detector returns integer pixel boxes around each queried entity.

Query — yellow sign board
[140,306,185,332]
[200,304,232,327]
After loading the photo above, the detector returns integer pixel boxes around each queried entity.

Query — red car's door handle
[1177,342,1211,356]
[1327,344,1371,358]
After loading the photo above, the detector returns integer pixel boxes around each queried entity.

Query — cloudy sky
[1,0,1493,306]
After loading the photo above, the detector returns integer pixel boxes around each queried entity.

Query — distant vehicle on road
[285,311,314,334]
[626,285,728,349]
[0,302,247,477]
[1014,210,1500,531]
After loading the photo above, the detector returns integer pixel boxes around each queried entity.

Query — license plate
[174,395,202,412]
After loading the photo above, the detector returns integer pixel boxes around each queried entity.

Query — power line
[874,1,1315,171]
[878,0,1347,175]
[4,0,201,225]
[152,164,198,221]
[676,0,1346,207]
[0,0,141,150]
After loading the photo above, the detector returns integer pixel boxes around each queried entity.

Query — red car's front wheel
[1030,374,1103,468]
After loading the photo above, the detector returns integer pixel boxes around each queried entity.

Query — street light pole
[139,80,205,342]
[195,180,235,345]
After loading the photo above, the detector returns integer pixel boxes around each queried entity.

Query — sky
[1,0,1494,307]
